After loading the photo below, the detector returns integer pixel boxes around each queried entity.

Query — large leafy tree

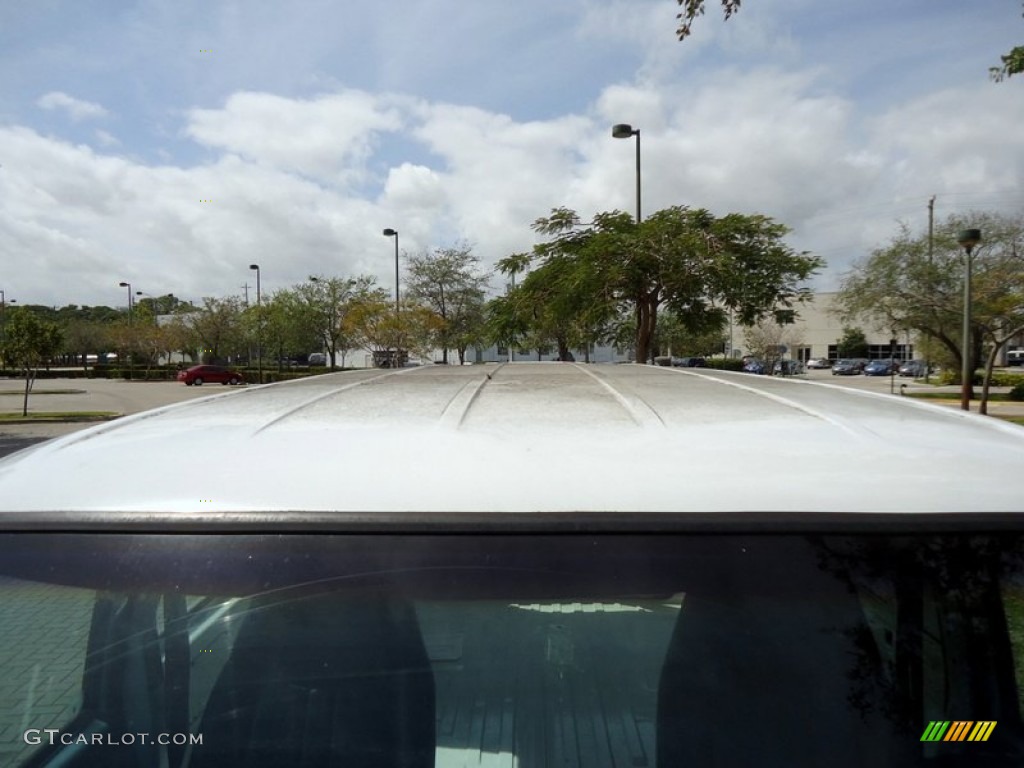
[405,246,490,364]
[495,245,613,362]
[836,327,869,359]
[835,211,1024,413]
[513,206,820,364]
[345,288,443,366]
[1,307,63,416]
[185,297,246,363]
[298,275,374,369]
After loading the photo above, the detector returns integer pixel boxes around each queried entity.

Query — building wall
[730,293,916,362]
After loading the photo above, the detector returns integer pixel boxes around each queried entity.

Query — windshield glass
[3,531,1024,767]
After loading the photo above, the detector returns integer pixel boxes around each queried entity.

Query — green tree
[299,275,374,369]
[1,308,63,416]
[836,327,869,359]
[744,318,805,372]
[679,0,1020,84]
[185,297,246,363]
[676,0,743,41]
[406,246,490,364]
[345,287,443,366]
[61,319,111,367]
[658,310,727,357]
[991,4,1023,81]
[496,245,613,362]
[835,211,1024,412]
[991,46,1024,81]
[520,206,820,364]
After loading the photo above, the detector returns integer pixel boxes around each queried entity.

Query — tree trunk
[634,293,659,364]
[22,369,31,417]
[980,343,1000,416]
[556,336,570,362]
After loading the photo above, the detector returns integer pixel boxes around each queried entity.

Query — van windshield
[2,531,1024,767]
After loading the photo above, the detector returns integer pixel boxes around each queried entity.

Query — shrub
[1009,382,1024,402]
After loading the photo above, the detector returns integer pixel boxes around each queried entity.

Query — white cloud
[184,90,406,184]
[4,2,1024,308]
[36,91,109,121]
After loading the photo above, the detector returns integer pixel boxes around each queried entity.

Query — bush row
[935,370,1024,387]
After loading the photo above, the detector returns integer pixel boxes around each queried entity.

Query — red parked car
[177,364,245,386]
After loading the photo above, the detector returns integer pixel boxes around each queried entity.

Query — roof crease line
[574,364,666,428]
[250,368,419,436]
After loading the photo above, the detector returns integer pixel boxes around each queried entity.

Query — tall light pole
[249,264,262,383]
[612,123,641,223]
[0,290,10,368]
[957,229,981,412]
[118,281,134,378]
[383,228,400,366]
[118,281,133,324]
[382,229,399,317]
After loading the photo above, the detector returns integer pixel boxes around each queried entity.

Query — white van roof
[1,364,1022,516]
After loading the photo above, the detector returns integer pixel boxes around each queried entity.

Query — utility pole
[241,282,250,307]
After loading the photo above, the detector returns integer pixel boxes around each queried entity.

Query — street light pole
[957,229,981,412]
[382,229,399,318]
[612,123,641,223]
[383,228,400,367]
[249,264,262,384]
[118,281,134,378]
[118,281,133,325]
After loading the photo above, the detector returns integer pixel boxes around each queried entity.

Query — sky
[1,0,1022,309]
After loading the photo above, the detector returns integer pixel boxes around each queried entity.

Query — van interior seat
[190,589,435,768]
[657,539,900,767]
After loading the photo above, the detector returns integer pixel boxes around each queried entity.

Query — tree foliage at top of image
[676,0,743,40]
[499,205,821,364]
[990,45,1024,82]
[678,0,1020,84]
[991,3,1024,82]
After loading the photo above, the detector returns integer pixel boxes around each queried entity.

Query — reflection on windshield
[2,533,1024,766]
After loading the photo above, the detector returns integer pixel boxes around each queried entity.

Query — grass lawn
[0,412,119,422]
[0,389,88,396]
[906,391,1012,402]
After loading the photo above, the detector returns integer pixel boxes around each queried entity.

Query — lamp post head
[957,229,982,254]
[249,264,259,271]
[612,123,637,139]
[118,281,130,288]
[383,228,397,237]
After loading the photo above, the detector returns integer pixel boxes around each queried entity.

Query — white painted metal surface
[1,363,1022,514]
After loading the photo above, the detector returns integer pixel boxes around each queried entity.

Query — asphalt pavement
[0,378,237,457]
